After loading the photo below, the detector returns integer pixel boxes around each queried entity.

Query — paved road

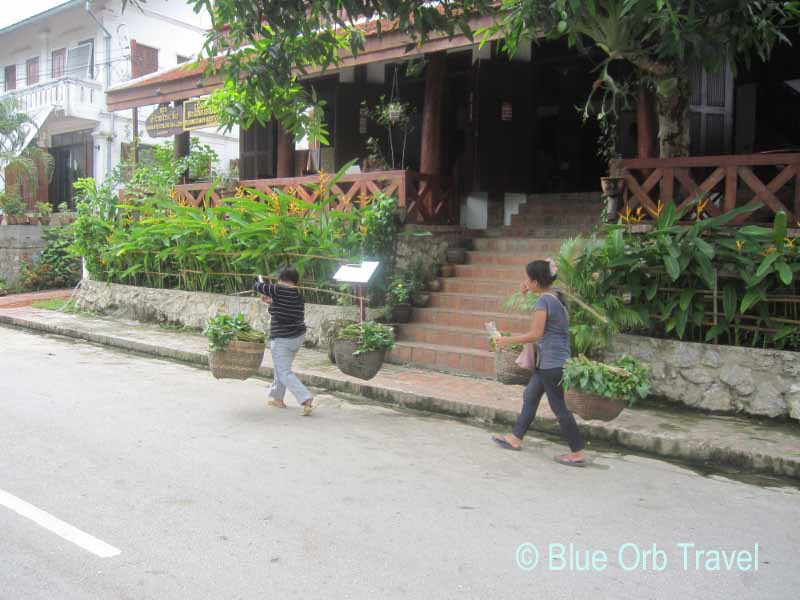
[1,327,798,600]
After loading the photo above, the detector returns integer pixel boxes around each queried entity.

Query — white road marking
[0,488,121,558]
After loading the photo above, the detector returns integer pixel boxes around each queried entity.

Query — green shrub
[203,313,265,351]
[337,321,396,355]
[21,226,82,291]
[562,355,651,406]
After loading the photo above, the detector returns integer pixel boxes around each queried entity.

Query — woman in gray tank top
[491,260,586,467]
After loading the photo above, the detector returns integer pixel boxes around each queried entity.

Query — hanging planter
[387,102,406,124]
[204,314,266,380]
[334,321,395,380]
[561,355,651,422]
[494,347,530,385]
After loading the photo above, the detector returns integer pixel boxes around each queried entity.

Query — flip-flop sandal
[492,435,521,451]
[554,455,587,467]
[267,399,287,408]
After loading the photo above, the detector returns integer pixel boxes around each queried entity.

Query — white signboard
[334,261,380,284]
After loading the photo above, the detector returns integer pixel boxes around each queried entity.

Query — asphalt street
[1,326,798,599]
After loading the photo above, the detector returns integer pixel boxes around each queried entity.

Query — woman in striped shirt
[254,267,315,416]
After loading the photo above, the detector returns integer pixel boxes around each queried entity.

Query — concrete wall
[605,334,800,422]
[0,224,45,286]
[75,280,381,349]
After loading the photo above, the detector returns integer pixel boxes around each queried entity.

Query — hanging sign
[144,99,220,138]
[145,104,183,137]
[183,99,219,131]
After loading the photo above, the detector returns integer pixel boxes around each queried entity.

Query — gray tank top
[535,293,571,369]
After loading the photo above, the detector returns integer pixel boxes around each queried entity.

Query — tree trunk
[654,68,691,158]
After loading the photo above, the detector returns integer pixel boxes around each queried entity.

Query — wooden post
[174,100,191,183]
[131,106,139,166]
[276,124,295,178]
[419,52,447,178]
[636,88,658,160]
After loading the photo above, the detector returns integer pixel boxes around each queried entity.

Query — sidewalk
[1,306,799,480]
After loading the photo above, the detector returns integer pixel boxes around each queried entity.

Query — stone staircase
[387,193,599,378]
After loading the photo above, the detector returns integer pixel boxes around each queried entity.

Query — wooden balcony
[173,170,457,224]
[612,153,800,224]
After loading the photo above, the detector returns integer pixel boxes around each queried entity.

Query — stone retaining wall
[605,334,800,422]
[395,225,466,276]
[0,224,46,286]
[76,280,380,349]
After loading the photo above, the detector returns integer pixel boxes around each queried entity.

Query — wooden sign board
[145,99,220,138]
[183,99,219,131]
[145,104,183,137]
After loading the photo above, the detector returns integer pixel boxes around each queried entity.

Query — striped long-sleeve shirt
[254,281,307,340]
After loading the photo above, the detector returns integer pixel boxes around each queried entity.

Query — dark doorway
[49,130,94,209]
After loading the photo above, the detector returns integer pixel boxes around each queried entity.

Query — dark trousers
[512,367,585,453]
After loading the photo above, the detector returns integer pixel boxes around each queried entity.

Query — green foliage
[360,191,401,305]
[387,278,412,306]
[35,202,53,219]
[20,226,82,292]
[562,355,651,406]
[337,321,396,355]
[203,313,265,351]
[72,163,396,304]
[0,97,54,194]
[0,194,25,216]
[581,202,800,350]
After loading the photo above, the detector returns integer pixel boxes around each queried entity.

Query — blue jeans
[269,335,312,405]
[512,367,585,452]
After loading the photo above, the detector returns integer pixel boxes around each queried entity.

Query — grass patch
[32,298,76,312]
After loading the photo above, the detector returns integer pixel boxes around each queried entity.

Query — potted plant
[489,332,531,385]
[333,321,396,380]
[387,278,413,324]
[446,244,467,265]
[35,202,52,226]
[203,313,267,380]
[561,355,651,421]
[0,195,26,225]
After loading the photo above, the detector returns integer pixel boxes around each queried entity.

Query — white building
[0,0,239,207]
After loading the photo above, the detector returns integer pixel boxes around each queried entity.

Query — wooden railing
[612,153,800,224]
[173,169,456,224]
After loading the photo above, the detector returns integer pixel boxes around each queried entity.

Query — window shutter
[689,61,733,156]
[52,49,66,79]
[4,65,16,91]
[67,43,93,80]
[130,40,159,78]
[239,120,277,180]
[26,58,39,86]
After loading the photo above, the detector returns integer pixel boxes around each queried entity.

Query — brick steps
[387,342,495,377]
[392,196,595,378]
[398,324,495,352]
[429,292,516,313]
[439,278,518,296]
[411,307,529,333]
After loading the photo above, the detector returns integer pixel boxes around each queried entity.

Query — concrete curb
[2,313,798,480]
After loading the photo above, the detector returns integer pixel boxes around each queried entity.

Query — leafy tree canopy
[121,0,799,154]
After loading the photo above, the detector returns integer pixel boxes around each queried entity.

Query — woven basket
[208,340,266,380]
[566,390,626,422]
[333,338,386,381]
[494,349,530,385]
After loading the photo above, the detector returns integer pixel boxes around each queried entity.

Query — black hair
[277,266,300,285]
[526,260,556,287]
